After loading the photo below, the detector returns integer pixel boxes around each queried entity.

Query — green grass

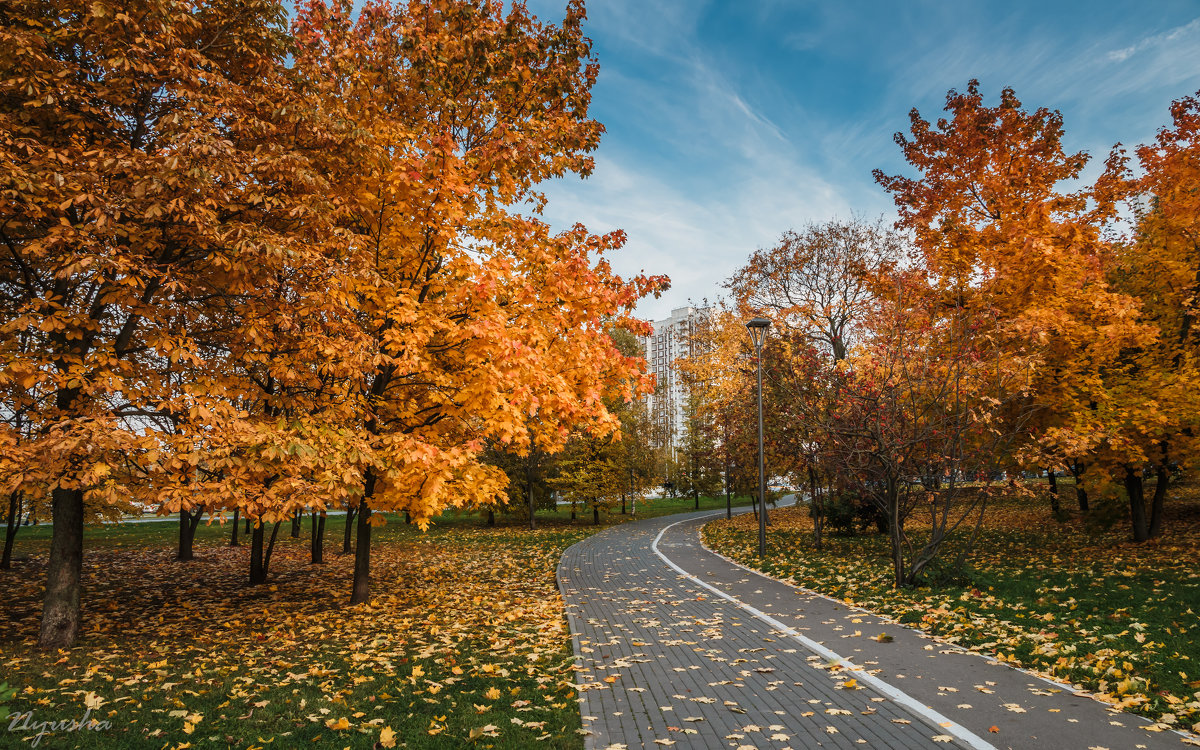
[4,492,756,554]
[0,494,754,749]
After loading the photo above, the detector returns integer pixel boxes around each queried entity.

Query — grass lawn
[0,494,750,749]
[703,481,1200,733]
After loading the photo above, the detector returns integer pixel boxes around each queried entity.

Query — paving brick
[559,508,1196,750]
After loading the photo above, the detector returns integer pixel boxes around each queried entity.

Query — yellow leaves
[1116,677,1140,695]
[324,716,350,731]
[483,687,501,701]
[469,724,500,739]
[379,726,397,747]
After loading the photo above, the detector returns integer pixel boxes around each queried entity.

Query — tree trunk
[244,516,251,535]
[177,507,204,561]
[1071,461,1089,512]
[593,505,600,525]
[263,520,282,574]
[342,505,356,554]
[885,476,906,588]
[1149,449,1170,538]
[311,511,326,564]
[1047,468,1060,516]
[809,466,823,551]
[694,491,699,511]
[290,510,301,538]
[405,511,411,525]
[487,509,495,527]
[2,491,22,570]
[39,487,84,649]
[250,522,267,584]
[178,510,190,561]
[1124,467,1149,543]
[527,473,536,531]
[725,469,732,520]
[351,474,375,605]
[230,508,241,546]
[621,494,626,515]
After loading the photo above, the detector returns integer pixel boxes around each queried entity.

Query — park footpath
[558,505,1199,749]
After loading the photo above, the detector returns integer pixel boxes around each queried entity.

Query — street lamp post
[745,317,771,557]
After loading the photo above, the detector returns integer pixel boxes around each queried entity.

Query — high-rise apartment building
[643,305,708,451]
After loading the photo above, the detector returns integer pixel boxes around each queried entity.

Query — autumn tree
[0,0,343,647]
[606,329,658,514]
[873,80,1149,535]
[728,219,902,361]
[827,277,1036,586]
[675,391,722,509]
[481,437,557,526]
[723,219,902,543]
[678,306,770,518]
[552,430,622,525]
[293,0,665,603]
[1090,90,1200,540]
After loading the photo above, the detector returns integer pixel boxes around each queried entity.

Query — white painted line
[651,514,999,750]
[692,518,1196,741]
[694,516,1174,713]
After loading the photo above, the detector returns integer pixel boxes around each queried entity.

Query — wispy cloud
[525,0,1200,321]
[1107,17,1200,63]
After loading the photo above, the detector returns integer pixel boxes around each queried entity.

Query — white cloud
[528,2,859,322]
[1107,17,1200,63]
[527,2,1200,323]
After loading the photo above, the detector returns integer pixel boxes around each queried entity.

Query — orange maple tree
[873,80,1150,521]
[292,0,666,603]
[1085,90,1200,539]
[0,0,339,647]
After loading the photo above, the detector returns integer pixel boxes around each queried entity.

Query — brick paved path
[558,506,1196,749]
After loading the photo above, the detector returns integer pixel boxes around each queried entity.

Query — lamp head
[745,317,771,349]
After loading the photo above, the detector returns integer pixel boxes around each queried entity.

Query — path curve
[558,505,1193,749]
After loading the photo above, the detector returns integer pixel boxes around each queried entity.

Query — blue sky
[523,0,1200,321]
